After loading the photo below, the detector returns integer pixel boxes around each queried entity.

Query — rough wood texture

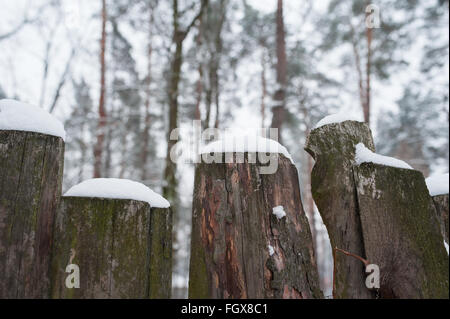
[431,194,449,243]
[51,197,172,299]
[354,164,449,298]
[0,130,64,298]
[189,153,323,299]
[305,121,375,299]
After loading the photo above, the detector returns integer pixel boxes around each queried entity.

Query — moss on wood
[354,164,449,298]
[50,197,172,299]
[304,121,375,299]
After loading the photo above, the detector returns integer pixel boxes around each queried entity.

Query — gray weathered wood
[0,130,64,298]
[50,197,172,299]
[189,153,323,299]
[354,164,449,298]
[304,121,375,299]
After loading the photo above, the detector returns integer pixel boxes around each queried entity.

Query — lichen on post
[305,120,375,299]
[50,180,172,299]
[305,117,449,299]
[353,163,449,298]
[0,130,64,298]
[189,152,323,299]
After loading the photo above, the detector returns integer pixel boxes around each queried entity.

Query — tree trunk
[0,130,64,298]
[164,0,207,292]
[93,0,107,178]
[365,8,372,126]
[260,48,267,128]
[189,154,323,299]
[141,5,155,181]
[51,197,172,299]
[270,0,287,142]
[431,194,449,244]
[305,121,375,299]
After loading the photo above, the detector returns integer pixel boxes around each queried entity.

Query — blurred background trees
[0,0,448,298]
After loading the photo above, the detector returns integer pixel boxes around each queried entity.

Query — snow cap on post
[314,112,362,129]
[0,99,66,141]
[355,142,413,170]
[199,131,294,163]
[64,178,170,208]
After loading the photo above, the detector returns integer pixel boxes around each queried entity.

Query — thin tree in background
[260,49,267,127]
[94,0,107,178]
[270,0,287,142]
[141,1,157,181]
[163,0,208,212]
[365,2,373,125]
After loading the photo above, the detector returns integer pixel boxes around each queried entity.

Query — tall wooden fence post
[189,151,323,299]
[50,180,172,299]
[0,130,64,298]
[305,120,375,299]
[306,118,449,299]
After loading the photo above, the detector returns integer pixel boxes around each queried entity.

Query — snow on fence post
[0,100,65,298]
[305,115,449,299]
[189,136,323,299]
[304,118,375,299]
[50,179,172,299]
[353,158,448,298]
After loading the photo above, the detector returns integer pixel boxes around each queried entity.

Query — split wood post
[50,197,172,299]
[305,120,449,299]
[0,130,64,298]
[189,153,323,299]
[354,164,449,298]
[304,121,375,299]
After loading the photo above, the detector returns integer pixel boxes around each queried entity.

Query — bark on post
[304,121,375,299]
[189,153,323,299]
[0,130,64,298]
[431,194,449,243]
[50,197,172,299]
[354,164,449,298]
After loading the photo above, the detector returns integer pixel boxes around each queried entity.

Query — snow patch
[314,113,361,129]
[425,174,449,196]
[444,240,449,256]
[268,245,275,256]
[0,99,66,140]
[355,143,413,170]
[64,178,170,208]
[200,133,294,163]
[272,206,286,220]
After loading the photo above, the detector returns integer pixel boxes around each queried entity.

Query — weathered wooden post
[353,150,449,298]
[426,174,449,243]
[0,99,65,298]
[50,178,172,299]
[304,117,375,299]
[189,136,323,299]
[305,115,449,299]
